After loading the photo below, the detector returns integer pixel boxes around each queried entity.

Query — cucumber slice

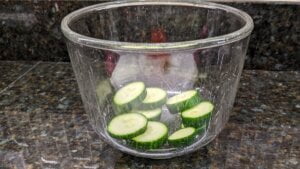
[113,81,146,113]
[131,121,168,149]
[166,90,201,113]
[139,88,167,109]
[181,101,213,128]
[196,124,206,134]
[168,127,197,146]
[96,80,112,106]
[136,108,162,121]
[107,113,147,139]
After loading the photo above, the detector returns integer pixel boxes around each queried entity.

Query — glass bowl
[61,0,253,159]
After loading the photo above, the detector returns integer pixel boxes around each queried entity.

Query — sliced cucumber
[195,124,206,134]
[168,127,197,146]
[181,101,213,128]
[131,121,168,149]
[166,90,201,113]
[96,80,113,106]
[136,108,162,121]
[139,88,167,109]
[113,81,146,113]
[107,113,147,139]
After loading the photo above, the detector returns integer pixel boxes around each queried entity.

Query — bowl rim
[61,0,254,52]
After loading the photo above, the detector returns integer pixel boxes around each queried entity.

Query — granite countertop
[0,61,299,169]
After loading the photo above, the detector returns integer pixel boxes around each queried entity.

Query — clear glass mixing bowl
[61,0,253,159]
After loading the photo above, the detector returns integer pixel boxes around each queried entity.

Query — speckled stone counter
[0,61,299,169]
